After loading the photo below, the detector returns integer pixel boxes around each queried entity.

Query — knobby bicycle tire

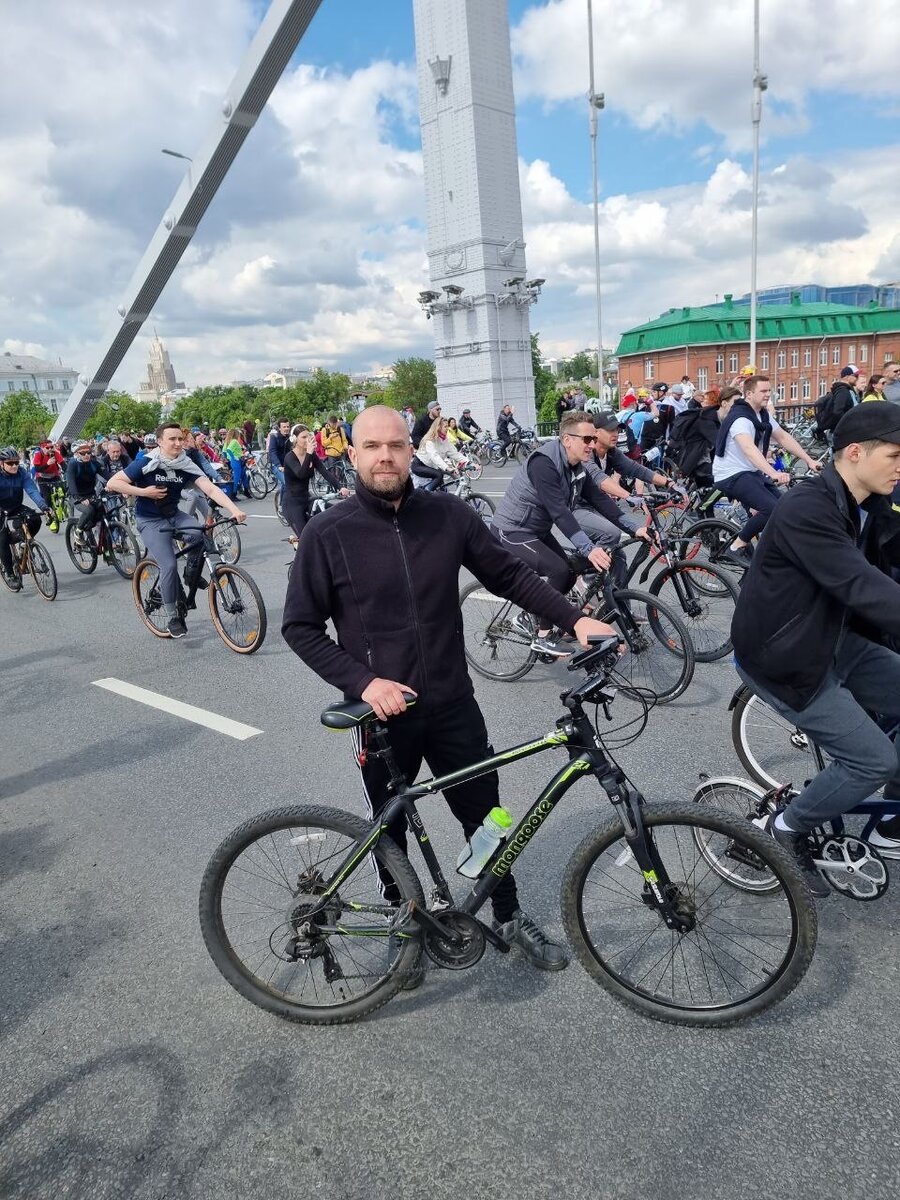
[464,493,496,526]
[679,517,742,565]
[731,687,824,791]
[107,520,140,580]
[27,541,57,601]
[65,521,98,574]
[648,560,740,662]
[561,802,817,1026]
[208,563,267,653]
[459,579,536,681]
[199,805,425,1025]
[692,777,779,893]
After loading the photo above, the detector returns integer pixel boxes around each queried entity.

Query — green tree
[81,390,162,437]
[0,390,56,448]
[531,334,559,426]
[386,357,437,413]
[560,350,596,382]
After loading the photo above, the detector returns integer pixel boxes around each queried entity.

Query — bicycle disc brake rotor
[423,911,486,969]
[816,836,889,901]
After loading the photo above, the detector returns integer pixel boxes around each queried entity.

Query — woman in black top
[283,425,348,537]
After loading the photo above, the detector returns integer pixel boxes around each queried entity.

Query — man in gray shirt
[882,362,900,404]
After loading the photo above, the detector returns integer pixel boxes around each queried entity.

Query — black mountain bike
[132,517,266,653]
[460,556,695,702]
[621,492,741,661]
[200,637,817,1027]
[65,494,141,579]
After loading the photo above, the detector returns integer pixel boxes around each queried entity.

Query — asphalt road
[2,464,899,1200]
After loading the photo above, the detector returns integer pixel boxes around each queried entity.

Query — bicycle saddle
[320,694,417,730]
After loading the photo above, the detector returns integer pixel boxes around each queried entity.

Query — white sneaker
[867,828,900,860]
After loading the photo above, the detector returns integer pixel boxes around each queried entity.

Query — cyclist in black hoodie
[282,406,616,976]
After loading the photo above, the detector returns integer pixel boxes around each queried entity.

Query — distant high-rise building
[138,333,182,401]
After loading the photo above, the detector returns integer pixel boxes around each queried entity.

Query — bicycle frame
[312,698,688,937]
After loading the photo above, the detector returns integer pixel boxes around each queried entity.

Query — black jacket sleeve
[460,508,582,634]
[281,523,377,697]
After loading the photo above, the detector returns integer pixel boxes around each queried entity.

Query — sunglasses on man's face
[566,433,597,445]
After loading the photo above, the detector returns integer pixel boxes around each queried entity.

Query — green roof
[615,300,900,355]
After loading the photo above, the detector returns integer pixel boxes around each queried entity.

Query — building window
[860,345,868,363]
[790,348,799,368]
[697,367,708,391]
[760,351,769,370]
[6,381,15,392]
[790,381,798,400]
[21,379,30,390]
[728,352,738,373]
[847,345,855,363]
[819,346,828,366]
[715,352,724,373]
[777,349,786,369]
[46,379,55,390]
[803,348,811,367]
[832,345,840,365]
[801,378,811,400]
[776,383,785,401]
[644,358,654,379]
[819,379,828,397]
[885,351,895,364]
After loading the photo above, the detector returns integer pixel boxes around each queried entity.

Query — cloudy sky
[3,0,899,390]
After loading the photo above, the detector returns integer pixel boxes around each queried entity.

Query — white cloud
[512,0,900,149]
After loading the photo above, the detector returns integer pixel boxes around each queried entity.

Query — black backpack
[667,408,702,461]
[814,389,837,434]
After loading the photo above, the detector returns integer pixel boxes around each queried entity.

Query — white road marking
[92,678,263,740]
[248,513,281,519]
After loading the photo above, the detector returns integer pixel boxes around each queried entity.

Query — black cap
[592,411,619,431]
[832,401,900,451]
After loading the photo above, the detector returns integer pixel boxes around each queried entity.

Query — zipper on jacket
[393,516,430,702]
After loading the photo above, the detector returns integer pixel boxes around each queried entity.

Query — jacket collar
[354,473,415,518]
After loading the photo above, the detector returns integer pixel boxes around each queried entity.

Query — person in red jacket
[32,439,64,530]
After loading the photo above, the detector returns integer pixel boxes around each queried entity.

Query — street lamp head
[418,290,441,304]
[443,284,465,296]
[161,148,193,162]
[503,276,524,288]
[526,278,545,289]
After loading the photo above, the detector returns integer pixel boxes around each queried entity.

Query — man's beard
[360,466,407,501]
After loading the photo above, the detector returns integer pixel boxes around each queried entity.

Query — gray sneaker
[769,817,830,898]
[492,909,569,971]
[530,635,573,658]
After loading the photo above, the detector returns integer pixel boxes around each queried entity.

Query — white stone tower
[412,0,538,429]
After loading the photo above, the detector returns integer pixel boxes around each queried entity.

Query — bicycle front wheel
[732,687,824,791]
[208,564,267,653]
[213,521,241,565]
[680,517,742,565]
[605,588,695,703]
[561,802,817,1026]
[65,521,98,574]
[459,579,536,681]
[648,560,739,662]
[27,541,57,600]
[464,492,495,526]
[107,520,140,579]
[273,488,289,526]
[247,470,267,500]
[199,805,425,1025]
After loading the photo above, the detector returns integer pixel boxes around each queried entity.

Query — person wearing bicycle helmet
[106,422,246,639]
[0,445,52,585]
[65,440,108,547]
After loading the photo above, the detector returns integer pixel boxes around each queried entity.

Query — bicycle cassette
[815,835,889,901]
[423,911,486,969]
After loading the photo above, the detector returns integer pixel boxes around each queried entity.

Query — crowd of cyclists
[4,365,900,933]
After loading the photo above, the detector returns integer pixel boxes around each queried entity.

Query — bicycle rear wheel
[692,777,779,892]
[27,541,57,600]
[199,805,425,1025]
[732,687,824,790]
[459,579,536,681]
[273,488,289,526]
[602,588,695,703]
[107,520,140,579]
[213,521,241,565]
[648,560,739,662]
[561,802,817,1026]
[132,558,170,637]
[65,521,98,574]
[208,564,267,653]
[680,517,742,566]
[247,470,268,500]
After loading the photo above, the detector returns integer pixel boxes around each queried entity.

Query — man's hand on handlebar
[573,616,619,648]
[361,678,418,720]
[587,546,611,572]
